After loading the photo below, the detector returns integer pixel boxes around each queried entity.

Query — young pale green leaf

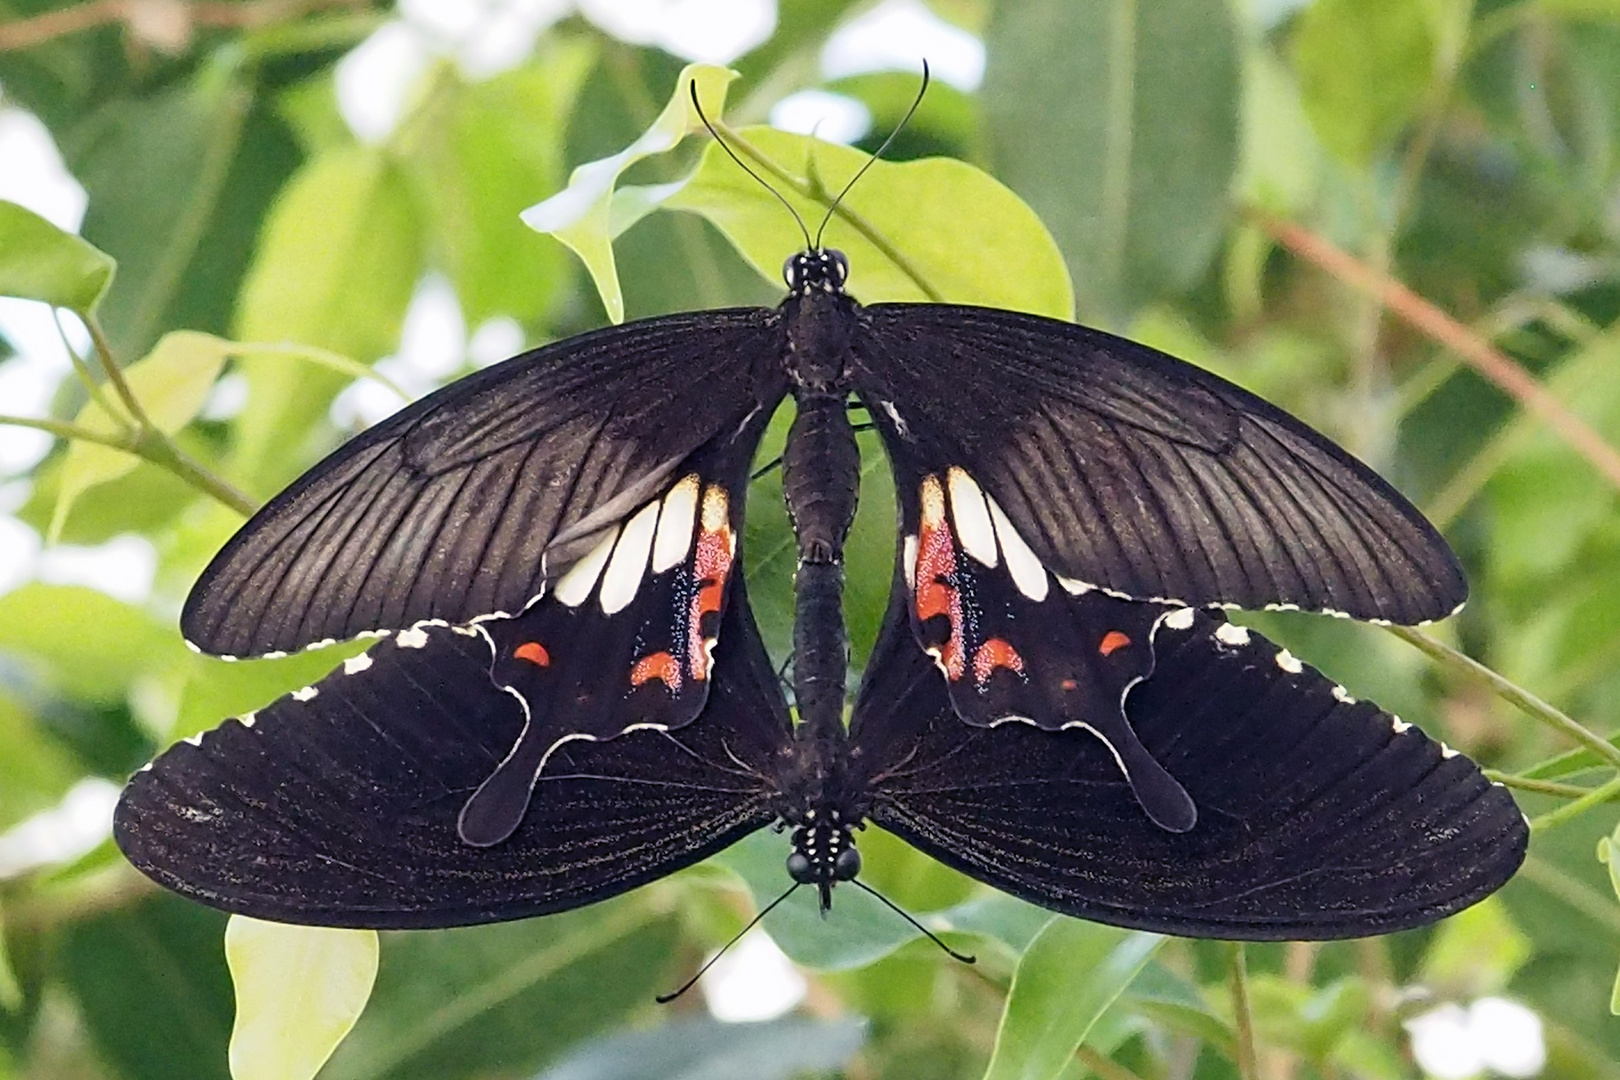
[225,917,378,1080]
[0,583,186,703]
[981,0,1239,322]
[666,128,1072,317]
[1292,0,1437,166]
[234,147,423,361]
[50,330,233,541]
[522,63,738,323]
[982,922,1161,1080]
[0,200,115,315]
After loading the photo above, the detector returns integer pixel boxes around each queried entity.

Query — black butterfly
[115,238,1526,940]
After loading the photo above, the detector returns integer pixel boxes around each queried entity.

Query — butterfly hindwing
[182,311,788,659]
[113,577,790,929]
[849,581,1527,939]
[853,304,1466,624]
[460,422,766,846]
[897,463,1195,830]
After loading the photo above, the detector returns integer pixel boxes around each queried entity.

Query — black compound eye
[833,845,861,881]
[827,249,849,285]
[786,850,815,883]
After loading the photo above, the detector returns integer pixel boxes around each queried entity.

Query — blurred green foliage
[3,0,1620,1078]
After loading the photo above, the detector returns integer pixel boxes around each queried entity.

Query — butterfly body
[116,241,1527,941]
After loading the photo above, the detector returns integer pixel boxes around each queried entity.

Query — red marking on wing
[972,638,1026,685]
[631,651,682,690]
[1098,630,1132,657]
[514,641,550,666]
[914,512,965,680]
[687,514,733,682]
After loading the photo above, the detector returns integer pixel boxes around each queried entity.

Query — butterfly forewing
[114,578,789,929]
[852,304,1466,624]
[183,311,788,659]
[849,581,1526,939]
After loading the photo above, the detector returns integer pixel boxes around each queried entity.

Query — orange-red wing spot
[973,638,1026,685]
[514,641,550,666]
[630,651,682,691]
[914,476,965,680]
[1098,630,1132,657]
[1060,678,1078,692]
[686,486,734,682]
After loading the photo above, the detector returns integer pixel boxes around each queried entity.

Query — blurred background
[3,0,1620,1077]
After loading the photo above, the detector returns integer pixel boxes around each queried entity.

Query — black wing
[114,580,789,929]
[852,304,1465,625]
[184,310,788,658]
[849,586,1526,940]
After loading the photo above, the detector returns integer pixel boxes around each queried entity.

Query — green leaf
[0,583,185,703]
[235,145,423,361]
[1419,896,1533,996]
[406,44,595,323]
[225,917,377,1080]
[667,128,1072,316]
[0,200,115,314]
[50,330,233,541]
[713,830,947,971]
[1292,0,1438,165]
[231,145,424,490]
[982,922,1161,1080]
[321,900,676,1080]
[981,0,1240,321]
[522,63,738,323]
[0,691,81,831]
[173,643,368,742]
[59,895,233,1080]
[533,1015,867,1080]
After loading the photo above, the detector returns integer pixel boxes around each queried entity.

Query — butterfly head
[786,814,861,912]
[784,248,850,297]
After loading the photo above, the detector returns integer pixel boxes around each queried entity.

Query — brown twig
[1247,208,1620,495]
[0,0,366,53]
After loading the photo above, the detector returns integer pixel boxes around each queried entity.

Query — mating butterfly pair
[115,241,1525,942]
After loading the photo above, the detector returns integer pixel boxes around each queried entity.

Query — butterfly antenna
[850,878,975,964]
[656,882,802,1004]
[813,59,932,249]
[689,80,813,253]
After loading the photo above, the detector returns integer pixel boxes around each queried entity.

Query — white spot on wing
[554,526,618,607]
[1275,648,1303,674]
[1214,623,1250,647]
[985,495,1048,602]
[599,500,660,615]
[652,474,699,573]
[1331,685,1355,703]
[1440,742,1459,759]
[881,400,909,437]
[1392,717,1412,734]
[1056,576,1094,595]
[396,626,430,649]
[946,468,998,567]
[261,650,288,660]
[903,534,918,591]
[344,654,373,675]
[918,474,946,528]
[183,733,203,746]
[1162,607,1194,631]
[292,686,318,702]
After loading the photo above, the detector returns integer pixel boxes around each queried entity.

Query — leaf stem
[1385,624,1620,771]
[1246,209,1620,495]
[1530,775,1620,833]
[1518,855,1620,937]
[0,414,139,453]
[1485,771,1620,801]
[1228,944,1258,1080]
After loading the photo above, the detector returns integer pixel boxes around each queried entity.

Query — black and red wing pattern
[113,579,789,930]
[183,310,788,659]
[849,583,1528,940]
[460,416,769,845]
[852,304,1466,625]
[893,461,1195,831]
